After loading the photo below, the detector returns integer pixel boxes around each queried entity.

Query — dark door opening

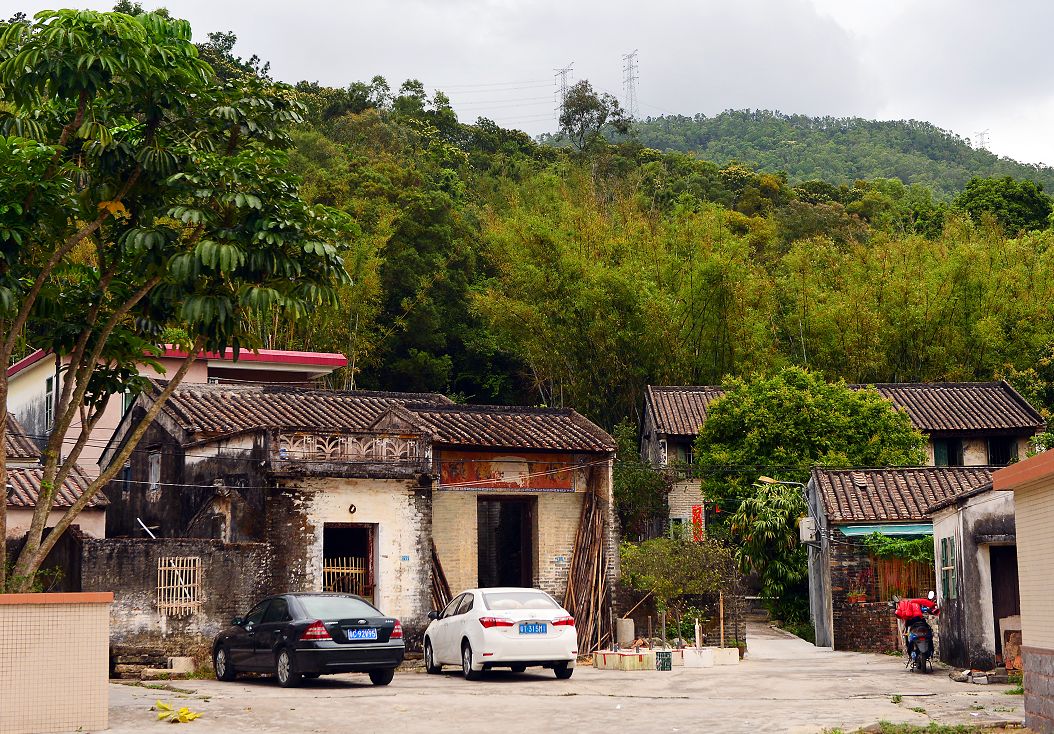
[990,545,1020,658]
[477,497,534,588]
[323,523,375,601]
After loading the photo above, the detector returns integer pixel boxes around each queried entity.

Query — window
[940,537,957,600]
[121,390,135,416]
[44,376,55,432]
[297,595,381,618]
[482,590,559,610]
[933,439,963,466]
[243,600,270,626]
[148,450,161,492]
[262,598,291,624]
[987,437,1018,466]
[456,594,475,615]
[441,593,466,619]
[156,556,203,617]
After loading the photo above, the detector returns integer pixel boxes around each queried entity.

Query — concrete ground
[101,623,1025,734]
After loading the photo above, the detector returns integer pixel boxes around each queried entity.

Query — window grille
[44,376,54,432]
[148,450,161,492]
[940,537,957,600]
[157,556,203,616]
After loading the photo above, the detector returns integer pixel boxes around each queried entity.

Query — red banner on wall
[691,504,704,541]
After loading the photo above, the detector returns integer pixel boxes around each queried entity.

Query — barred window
[157,556,203,617]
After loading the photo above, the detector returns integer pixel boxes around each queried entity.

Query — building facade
[994,451,1054,734]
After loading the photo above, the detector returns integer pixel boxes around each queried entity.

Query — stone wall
[829,532,902,653]
[79,537,271,658]
[667,479,705,522]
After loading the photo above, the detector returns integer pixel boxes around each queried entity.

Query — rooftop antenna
[974,129,990,151]
[621,49,639,119]
[554,62,574,124]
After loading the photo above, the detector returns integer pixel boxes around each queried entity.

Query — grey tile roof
[644,385,726,438]
[155,382,614,453]
[646,381,1044,438]
[5,415,40,461]
[811,466,992,524]
[6,464,108,508]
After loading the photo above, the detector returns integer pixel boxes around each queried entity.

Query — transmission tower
[974,129,990,150]
[622,49,639,119]
[554,63,574,123]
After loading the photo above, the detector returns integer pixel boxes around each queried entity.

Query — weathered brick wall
[829,534,900,652]
[79,537,271,657]
[536,491,585,597]
[432,491,477,597]
[667,479,705,521]
[1024,646,1054,733]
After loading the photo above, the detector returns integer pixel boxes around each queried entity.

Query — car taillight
[478,617,515,628]
[553,616,575,626]
[391,620,403,639]
[300,620,332,641]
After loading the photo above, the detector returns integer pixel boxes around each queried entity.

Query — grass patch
[891,695,904,704]
[1005,686,1024,695]
[827,724,1018,733]
[908,707,927,714]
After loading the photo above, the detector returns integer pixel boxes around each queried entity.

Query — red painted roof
[161,346,347,368]
[8,347,347,377]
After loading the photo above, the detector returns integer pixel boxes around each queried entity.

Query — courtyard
[104,624,1025,734]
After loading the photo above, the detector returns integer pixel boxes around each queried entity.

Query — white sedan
[423,587,578,680]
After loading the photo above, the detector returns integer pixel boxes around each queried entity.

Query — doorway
[989,545,1020,658]
[477,497,534,588]
[322,523,375,601]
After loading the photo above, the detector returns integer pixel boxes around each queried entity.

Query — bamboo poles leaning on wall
[431,546,453,611]
[563,488,612,654]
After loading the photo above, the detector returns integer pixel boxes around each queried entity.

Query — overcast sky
[13,0,1054,165]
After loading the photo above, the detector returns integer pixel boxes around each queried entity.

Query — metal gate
[322,556,372,600]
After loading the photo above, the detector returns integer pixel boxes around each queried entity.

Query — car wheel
[369,668,395,686]
[554,662,573,680]
[424,640,442,674]
[461,641,481,681]
[275,649,302,688]
[213,646,236,682]
[511,665,527,674]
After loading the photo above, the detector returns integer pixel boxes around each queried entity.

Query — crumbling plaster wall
[269,477,432,642]
[933,490,1016,670]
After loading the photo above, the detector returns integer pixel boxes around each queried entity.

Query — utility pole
[621,49,639,119]
[554,62,574,124]
[974,129,990,151]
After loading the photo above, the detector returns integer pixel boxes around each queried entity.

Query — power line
[553,62,574,125]
[621,49,639,119]
[434,79,551,89]
[974,129,990,151]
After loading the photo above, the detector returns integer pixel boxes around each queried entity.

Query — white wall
[5,508,105,539]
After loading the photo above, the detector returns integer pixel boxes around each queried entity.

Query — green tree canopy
[953,175,1053,234]
[0,8,350,590]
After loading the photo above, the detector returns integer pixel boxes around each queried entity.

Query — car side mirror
[231,617,245,626]
[427,610,440,621]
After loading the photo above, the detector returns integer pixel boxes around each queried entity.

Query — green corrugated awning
[839,523,932,537]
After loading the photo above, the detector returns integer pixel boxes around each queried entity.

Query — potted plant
[846,588,867,604]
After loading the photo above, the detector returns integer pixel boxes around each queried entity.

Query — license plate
[519,623,547,634]
[346,627,378,640]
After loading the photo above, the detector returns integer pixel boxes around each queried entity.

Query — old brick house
[641,381,1044,528]
[928,481,1020,671]
[806,467,992,651]
[95,382,615,648]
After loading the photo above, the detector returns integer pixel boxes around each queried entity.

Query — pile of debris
[949,667,1011,685]
[110,645,195,680]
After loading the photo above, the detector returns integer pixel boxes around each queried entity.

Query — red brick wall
[830,534,901,653]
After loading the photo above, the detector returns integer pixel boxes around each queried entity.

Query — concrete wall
[932,490,1017,670]
[5,508,105,539]
[79,537,271,655]
[266,477,432,644]
[0,592,111,734]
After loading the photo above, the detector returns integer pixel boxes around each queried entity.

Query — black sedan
[212,593,405,687]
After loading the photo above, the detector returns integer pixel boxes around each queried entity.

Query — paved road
[103,623,1024,734]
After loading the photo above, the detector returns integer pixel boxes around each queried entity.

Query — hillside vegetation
[631,110,1054,199]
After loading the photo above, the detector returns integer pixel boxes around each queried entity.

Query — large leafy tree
[953,175,1053,234]
[0,9,350,591]
[695,368,926,618]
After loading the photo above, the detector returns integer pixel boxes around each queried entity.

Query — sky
[11,0,1054,165]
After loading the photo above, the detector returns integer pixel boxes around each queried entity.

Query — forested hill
[632,110,1054,199]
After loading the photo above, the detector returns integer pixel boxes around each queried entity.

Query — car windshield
[482,591,559,611]
[297,595,381,619]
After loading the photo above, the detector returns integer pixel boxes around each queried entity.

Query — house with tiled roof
[806,466,993,651]
[641,381,1044,529]
[95,381,615,648]
[4,415,107,539]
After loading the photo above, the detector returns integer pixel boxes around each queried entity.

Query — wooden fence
[323,556,371,600]
[874,557,933,600]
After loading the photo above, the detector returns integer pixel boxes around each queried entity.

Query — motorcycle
[889,591,939,673]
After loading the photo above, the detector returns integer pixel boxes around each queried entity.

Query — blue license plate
[346,627,378,640]
[519,623,547,634]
